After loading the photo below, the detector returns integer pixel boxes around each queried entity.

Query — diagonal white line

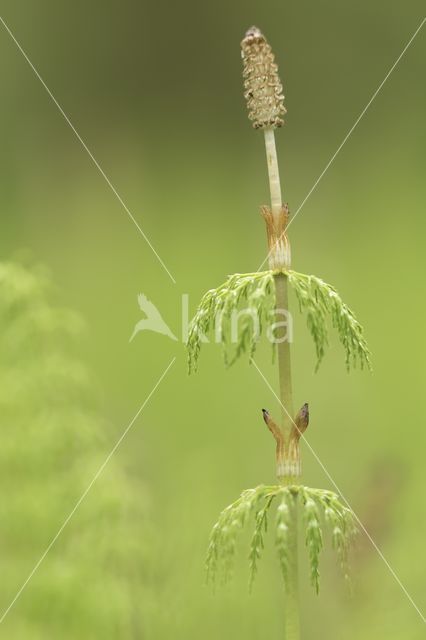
[257,16,426,273]
[0,16,176,285]
[251,359,426,624]
[0,357,176,625]
[286,16,425,231]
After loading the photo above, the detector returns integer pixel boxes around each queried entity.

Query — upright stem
[263,128,294,438]
[285,492,300,640]
[264,127,299,640]
[264,128,283,220]
[274,272,294,438]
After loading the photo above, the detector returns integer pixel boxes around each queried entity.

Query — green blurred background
[0,1,425,637]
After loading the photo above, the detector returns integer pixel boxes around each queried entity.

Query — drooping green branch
[206,485,269,586]
[187,269,371,373]
[187,272,276,373]
[206,484,357,593]
[288,271,371,371]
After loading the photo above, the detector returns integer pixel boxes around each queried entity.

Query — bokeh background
[0,1,425,638]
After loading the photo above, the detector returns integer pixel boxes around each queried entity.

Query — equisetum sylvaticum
[187,26,371,640]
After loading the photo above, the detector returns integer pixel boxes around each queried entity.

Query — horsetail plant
[188,26,369,639]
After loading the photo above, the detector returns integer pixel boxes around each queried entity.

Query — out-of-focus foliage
[0,262,151,637]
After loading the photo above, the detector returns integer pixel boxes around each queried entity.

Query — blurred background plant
[0,261,158,637]
[0,1,424,638]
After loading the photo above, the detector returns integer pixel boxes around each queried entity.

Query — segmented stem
[285,491,300,640]
[264,128,283,220]
[264,89,299,640]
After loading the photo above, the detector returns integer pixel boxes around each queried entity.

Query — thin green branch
[287,271,371,371]
[187,269,371,374]
[187,272,275,373]
[206,485,357,594]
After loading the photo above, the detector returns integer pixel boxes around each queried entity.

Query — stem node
[261,204,291,270]
[262,404,309,481]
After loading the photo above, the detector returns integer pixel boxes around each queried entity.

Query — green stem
[285,492,300,640]
[264,127,299,640]
[264,127,283,219]
[263,128,294,436]
[274,272,294,439]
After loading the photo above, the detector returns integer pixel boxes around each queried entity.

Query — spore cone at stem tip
[241,26,286,129]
